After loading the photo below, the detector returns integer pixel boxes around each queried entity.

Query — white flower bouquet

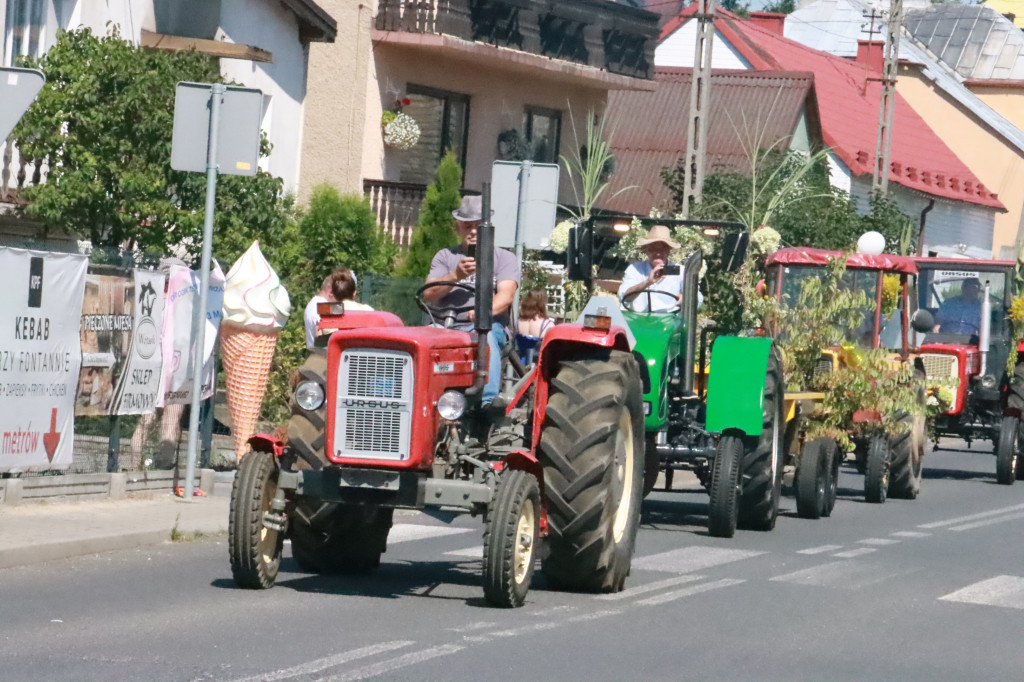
[383,112,420,151]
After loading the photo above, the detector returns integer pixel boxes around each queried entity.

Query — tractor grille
[334,349,413,461]
[920,353,958,381]
[813,355,834,377]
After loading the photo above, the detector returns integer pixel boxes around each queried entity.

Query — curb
[0,529,170,570]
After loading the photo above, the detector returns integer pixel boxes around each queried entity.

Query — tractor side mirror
[721,231,749,273]
[567,221,593,287]
[910,308,934,334]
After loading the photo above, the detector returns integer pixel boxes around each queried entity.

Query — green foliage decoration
[399,150,463,278]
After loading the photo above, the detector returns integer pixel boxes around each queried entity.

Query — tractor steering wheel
[416,281,477,328]
[620,287,681,314]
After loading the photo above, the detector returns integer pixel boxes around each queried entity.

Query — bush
[399,151,463,277]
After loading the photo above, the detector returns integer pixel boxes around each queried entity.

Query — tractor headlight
[437,391,466,421]
[295,381,325,411]
[980,374,998,390]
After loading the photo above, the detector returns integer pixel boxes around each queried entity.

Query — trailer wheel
[290,503,393,573]
[643,433,660,498]
[738,348,784,530]
[483,469,540,608]
[229,450,283,589]
[823,441,841,517]
[996,416,1019,485]
[863,433,890,503]
[287,353,329,470]
[796,437,832,519]
[1010,363,1024,481]
[708,433,743,537]
[539,350,644,593]
[889,413,925,499]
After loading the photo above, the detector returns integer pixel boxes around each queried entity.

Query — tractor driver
[424,195,521,406]
[618,225,688,313]
[935,277,983,334]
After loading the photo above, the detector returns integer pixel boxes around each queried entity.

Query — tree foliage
[399,150,463,277]
[14,27,291,263]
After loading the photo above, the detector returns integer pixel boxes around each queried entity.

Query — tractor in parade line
[764,247,932,505]
[911,256,1024,484]
[228,190,647,608]
[569,216,789,538]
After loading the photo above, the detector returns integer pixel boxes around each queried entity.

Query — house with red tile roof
[655,5,1006,259]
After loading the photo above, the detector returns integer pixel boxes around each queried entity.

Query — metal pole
[512,160,531,320]
[183,83,224,501]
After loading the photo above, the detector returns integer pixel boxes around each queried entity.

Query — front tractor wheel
[707,434,743,538]
[539,351,645,593]
[483,469,541,608]
[229,450,283,589]
[996,416,1019,485]
[738,348,785,531]
[796,437,834,520]
[889,413,925,499]
[864,434,891,503]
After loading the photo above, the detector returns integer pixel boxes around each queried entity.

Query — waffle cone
[220,323,279,460]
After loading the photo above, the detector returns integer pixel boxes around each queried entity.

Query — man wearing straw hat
[618,224,687,313]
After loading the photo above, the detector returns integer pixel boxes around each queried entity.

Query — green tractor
[568,217,783,537]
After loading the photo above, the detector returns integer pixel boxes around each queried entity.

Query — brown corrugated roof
[604,67,818,215]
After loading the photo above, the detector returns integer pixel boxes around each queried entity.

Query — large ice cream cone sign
[221,241,291,460]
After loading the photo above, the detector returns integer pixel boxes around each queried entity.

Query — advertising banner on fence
[75,268,166,416]
[0,247,87,471]
[159,262,225,406]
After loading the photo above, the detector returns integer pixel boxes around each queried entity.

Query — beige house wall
[362,45,609,206]
[970,87,1024,134]
[298,0,374,203]
[897,66,1024,258]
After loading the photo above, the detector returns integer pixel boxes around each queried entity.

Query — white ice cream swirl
[222,241,291,328]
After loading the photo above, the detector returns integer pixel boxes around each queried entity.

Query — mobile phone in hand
[465,244,475,260]
[663,264,680,276]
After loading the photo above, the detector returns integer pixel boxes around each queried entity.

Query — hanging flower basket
[383,112,420,151]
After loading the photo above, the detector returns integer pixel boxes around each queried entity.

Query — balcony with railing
[374,0,658,81]
[0,139,47,207]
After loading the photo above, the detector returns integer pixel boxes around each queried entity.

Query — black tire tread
[996,416,1018,485]
[708,434,743,538]
[229,450,282,589]
[795,438,829,519]
[738,349,784,530]
[864,434,890,504]
[287,353,328,470]
[483,469,540,608]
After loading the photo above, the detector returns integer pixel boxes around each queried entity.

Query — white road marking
[388,524,475,544]
[939,576,1024,610]
[948,511,1024,532]
[632,546,766,574]
[796,544,844,555]
[323,644,465,682]
[232,641,414,682]
[596,574,705,601]
[771,561,906,589]
[918,503,1024,529]
[444,546,483,558]
[564,609,622,622]
[858,538,899,546]
[445,621,495,633]
[891,531,931,538]
[463,621,560,643]
[834,548,878,558]
[635,578,745,606]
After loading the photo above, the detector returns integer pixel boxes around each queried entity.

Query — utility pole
[873,0,902,193]
[681,0,716,218]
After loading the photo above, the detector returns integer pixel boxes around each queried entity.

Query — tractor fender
[248,433,287,457]
[705,336,775,437]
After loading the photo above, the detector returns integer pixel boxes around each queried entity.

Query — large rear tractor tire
[229,450,283,589]
[287,352,329,470]
[996,416,1019,485]
[538,351,645,593]
[889,413,925,500]
[738,349,785,531]
[289,503,393,574]
[643,433,661,498]
[864,434,890,504]
[795,437,833,520]
[483,469,541,608]
[708,433,743,538]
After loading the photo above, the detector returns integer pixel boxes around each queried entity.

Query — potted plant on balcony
[382,98,420,151]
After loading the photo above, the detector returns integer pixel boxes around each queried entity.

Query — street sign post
[0,67,45,143]
[171,81,262,501]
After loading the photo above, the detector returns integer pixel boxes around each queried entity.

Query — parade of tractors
[227,202,1024,609]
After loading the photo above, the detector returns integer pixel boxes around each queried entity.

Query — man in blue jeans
[423,195,521,406]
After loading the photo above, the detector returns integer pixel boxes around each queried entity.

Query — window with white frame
[2,0,67,67]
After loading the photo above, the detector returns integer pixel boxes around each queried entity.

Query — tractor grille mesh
[335,349,412,461]
[920,354,958,380]
[813,356,833,377]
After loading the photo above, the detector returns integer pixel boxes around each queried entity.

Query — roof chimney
[856,39,885,73]
[748,11,786,36]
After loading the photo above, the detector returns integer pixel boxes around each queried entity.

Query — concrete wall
[655,21,753,69]
[897,67,1024,259]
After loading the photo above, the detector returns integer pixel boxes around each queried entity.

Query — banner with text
[158,263,224,406]
[0,248,87,471]
[75,268,166,416]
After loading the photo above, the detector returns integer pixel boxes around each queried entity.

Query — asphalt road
[1,440,1022,682]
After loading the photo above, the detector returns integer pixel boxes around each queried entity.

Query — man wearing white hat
[618,225,687,313]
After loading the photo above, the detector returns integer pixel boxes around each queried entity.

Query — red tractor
[228,203,645,607]
[912,257,1024,484]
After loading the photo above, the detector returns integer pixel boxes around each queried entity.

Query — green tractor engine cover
[705,335,774,436]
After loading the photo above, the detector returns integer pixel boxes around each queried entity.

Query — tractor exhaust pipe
[980,281,991,374]
[681,249,702,396]
[466,186,494,398]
